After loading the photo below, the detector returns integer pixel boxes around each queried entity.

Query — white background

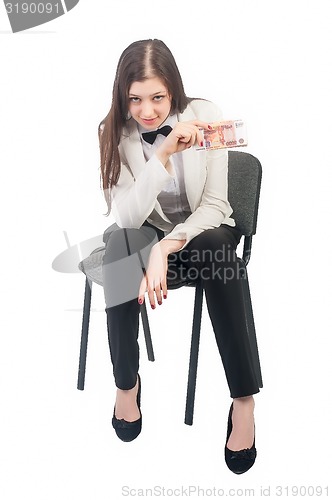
[1,1,332,499]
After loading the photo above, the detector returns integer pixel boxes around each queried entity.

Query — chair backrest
[227,151,262,236]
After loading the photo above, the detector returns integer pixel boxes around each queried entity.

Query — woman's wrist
[155,148,174,175]
[155,146,171,167]
[159,238,186,255]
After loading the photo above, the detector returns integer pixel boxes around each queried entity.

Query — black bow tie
[142,125,172,145]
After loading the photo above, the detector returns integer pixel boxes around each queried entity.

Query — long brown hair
[99,39,190,213]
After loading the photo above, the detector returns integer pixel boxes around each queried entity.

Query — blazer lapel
[120,120,146,180]
[178,104,207,212]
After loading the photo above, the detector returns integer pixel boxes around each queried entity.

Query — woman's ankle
[233,395,255,408]
[115,378,140,421]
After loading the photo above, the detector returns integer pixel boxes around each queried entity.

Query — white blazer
[110,99,235,248]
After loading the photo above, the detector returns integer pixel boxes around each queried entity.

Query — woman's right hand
[156,120,211,166]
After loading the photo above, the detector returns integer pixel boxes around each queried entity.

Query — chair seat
[79,246,198,290]
[78,247,105,286]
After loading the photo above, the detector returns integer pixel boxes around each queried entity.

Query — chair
[77,150,263,425]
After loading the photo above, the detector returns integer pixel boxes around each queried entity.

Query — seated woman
[98,38,261,475]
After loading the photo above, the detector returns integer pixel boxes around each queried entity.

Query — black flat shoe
[224,403,256,474]
[112,374,142,442]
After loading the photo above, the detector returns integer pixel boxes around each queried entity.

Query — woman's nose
[140,101,154,117]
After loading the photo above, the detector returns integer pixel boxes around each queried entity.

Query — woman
[98,39,261,474]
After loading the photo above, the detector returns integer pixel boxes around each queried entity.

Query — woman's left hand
[138,239,185,308]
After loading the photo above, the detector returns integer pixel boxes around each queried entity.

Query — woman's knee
[189,226,239,253]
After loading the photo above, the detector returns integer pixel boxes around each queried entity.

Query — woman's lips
[141,118,158,126]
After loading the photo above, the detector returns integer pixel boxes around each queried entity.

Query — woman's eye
[129,97,140,103]
[153,95,164,101]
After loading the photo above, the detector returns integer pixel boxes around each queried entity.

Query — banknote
[196,120,248,150]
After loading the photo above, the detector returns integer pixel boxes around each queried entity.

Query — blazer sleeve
[163,150,232,246]
[163,100,234,248]
[110,147,174,228]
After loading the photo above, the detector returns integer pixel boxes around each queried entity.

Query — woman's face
[128,77,172,130]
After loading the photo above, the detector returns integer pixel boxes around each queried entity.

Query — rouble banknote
[196,120,248,150]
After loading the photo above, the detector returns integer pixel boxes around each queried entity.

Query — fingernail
[151,304,156,309]
[138,298,143,304]
[200,141,203,147]
[208,125,212,130]
[158,300,162,305]
[163,294,167,299]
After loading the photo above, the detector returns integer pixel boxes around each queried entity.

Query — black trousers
[102,223,261,398]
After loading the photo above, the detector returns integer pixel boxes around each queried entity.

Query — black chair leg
[240,263,263,388]
[140,302,155,362]
[77,277,92,390]
[185,281,204,425]
[77,281,155,391]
